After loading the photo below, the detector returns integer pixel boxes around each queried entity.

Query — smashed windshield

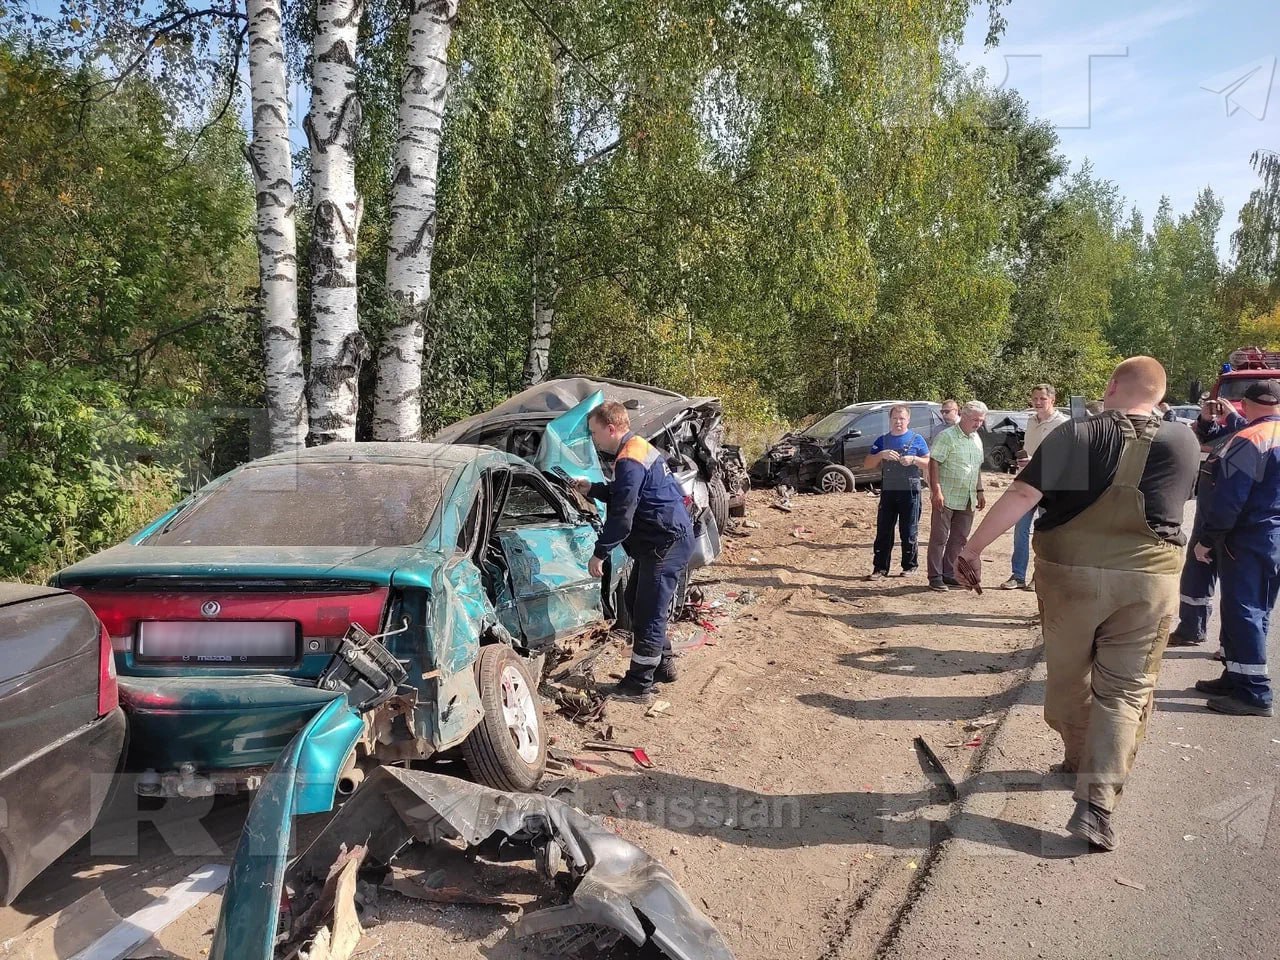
[804,409,858,441]
[146,461,454,547]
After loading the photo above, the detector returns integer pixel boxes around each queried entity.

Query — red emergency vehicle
[1209,347,1280,415]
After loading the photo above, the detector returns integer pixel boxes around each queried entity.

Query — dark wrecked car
[0,584,127,904]
[210,630,736,960]
[979,410,1029,473]
[53,394,642,798]
[750,400,947,493]
[432,376,749,535]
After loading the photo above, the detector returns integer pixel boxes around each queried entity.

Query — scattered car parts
[209,670,737,960]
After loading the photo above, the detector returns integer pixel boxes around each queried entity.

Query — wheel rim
[499,663,541,764]
[821,471,848,493]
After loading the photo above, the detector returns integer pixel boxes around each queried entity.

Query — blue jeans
[624,532,695,688]
[1011,507,1039,583]
[873,488,922,573]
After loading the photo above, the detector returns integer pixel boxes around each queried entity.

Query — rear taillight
[97,623,119,716]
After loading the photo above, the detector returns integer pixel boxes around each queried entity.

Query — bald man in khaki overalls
[955,357,1199,850]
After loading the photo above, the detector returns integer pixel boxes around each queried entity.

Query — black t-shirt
[1019,411,1200,544]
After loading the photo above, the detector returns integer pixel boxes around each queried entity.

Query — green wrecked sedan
[53,395,622,797]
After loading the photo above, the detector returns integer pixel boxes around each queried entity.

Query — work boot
[1193,673,1234,696]
[655,657,679,684]
[603,679,656,705]
[1205,694,1274,717]
[1166,630,1204,648]
[929,579,949,592]
[1000,577,1026,590]
[1066,800,1117,851]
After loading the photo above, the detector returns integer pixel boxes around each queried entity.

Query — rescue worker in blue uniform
[1167,398,1241,648]
[574,400,694,704]
[1190,380,1280,716]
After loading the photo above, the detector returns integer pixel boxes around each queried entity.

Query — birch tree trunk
[306,0,365,445]
[521,55,561,389]
[522,272,554,387]
[373,0,457,441]
[246,0,308,452]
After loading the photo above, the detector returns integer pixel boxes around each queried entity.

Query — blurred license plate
[136,621,298,665]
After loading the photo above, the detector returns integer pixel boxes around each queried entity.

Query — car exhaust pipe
[337,766,364,796]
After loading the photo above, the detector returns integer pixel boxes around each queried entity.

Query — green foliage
[0,43,256,577]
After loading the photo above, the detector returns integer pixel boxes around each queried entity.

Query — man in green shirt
[927,400,988,591]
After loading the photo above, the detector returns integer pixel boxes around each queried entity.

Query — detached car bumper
[119,676,342,773]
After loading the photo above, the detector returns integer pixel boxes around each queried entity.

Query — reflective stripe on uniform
[618,435,663,468]
[1226,660,1271,676]
[631,653,663,667]
[1180,594,1211,606]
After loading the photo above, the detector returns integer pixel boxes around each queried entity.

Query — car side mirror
[846,430,862,439]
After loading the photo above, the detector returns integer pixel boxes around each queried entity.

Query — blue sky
[957,0,1280,253]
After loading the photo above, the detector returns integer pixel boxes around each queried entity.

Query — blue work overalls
[1175,412,1244,641]
[1197,414,1280,708]
[589,433,694,689]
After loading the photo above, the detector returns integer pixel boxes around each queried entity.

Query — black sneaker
[1066,800,1116,851]
[1166,630,1205,648]
[1206,694,1274,717]
[942,577,962,587]
[655,657,679,684]
[929,579,949,592]
[603,680,656,705]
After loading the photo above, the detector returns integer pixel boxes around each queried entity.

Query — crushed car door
[533,390,607,491]
[492,468,602,649]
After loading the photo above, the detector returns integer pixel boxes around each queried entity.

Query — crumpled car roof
[433,376,719,443]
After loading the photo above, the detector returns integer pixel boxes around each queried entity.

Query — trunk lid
[56,544,408,678]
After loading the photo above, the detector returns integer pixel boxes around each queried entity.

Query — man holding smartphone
[1168,395,1244,649]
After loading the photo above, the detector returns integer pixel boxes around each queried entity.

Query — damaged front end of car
[210,631,736,960]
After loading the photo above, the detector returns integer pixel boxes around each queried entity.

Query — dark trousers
[624,532,694,688]
[873,488,921,573]
[1175,516,1217,641]
[927,505,975,582]
[1218,540,1280,708]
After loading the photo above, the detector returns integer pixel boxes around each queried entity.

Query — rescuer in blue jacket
[1191,380,1280,716]
[1167,398,1244,650]
[573,400,694,703]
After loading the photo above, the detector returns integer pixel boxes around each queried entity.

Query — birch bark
[373,0,457,441]
[522,273,554,387]
[246,0,307,451]
[306,0,365,445]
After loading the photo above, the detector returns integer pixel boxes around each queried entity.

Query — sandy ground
[2,477,1046,959]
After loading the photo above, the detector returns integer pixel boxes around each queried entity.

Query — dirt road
[3,478,1044,959]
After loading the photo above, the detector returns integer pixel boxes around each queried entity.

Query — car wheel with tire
[707,475,730,533]
[987,446,1012,473]
[462,644,546,792]
[818,464,856,494]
